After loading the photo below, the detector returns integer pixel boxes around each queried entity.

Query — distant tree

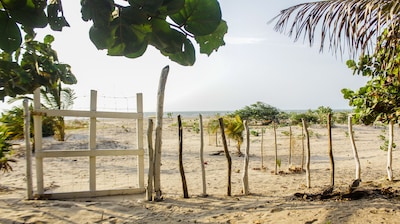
[233,102,280,125]
[224,115,244,155]
[315,106,333,126]
[289,110,318,125]
[208,115,244,155]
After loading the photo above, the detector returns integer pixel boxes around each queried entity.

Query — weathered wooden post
[261,127,265,169]
[387,120,394,181]
[146,119,154,201]
[242,120,250,195]
[301,126,305,171]
[178,115,189,198]
[288,126,292,167]
[302,119,311,188]
[153,66,169,201]
[328,113,334,187]
[199,114,207,197]
[348,115,361,181]
[219,118,232,196]
[23,100,33,200]
[274,122,278,175]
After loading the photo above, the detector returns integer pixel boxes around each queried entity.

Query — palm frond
[271,0,400,58]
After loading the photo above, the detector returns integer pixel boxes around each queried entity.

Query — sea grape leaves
[0,11,22,53]
[170,0,222,36]
[1,0,226,67]
[81,0,226,65]
[195,20,227,56]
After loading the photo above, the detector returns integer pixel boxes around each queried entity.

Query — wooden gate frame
[27,89,145,199]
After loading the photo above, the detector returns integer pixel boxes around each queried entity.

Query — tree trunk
[348,115,361,180]
[199,114,207,197]
[302,119,311,188]
[387,120,394,181]
[242,120,250,195]
[178,115,189,198]
[153,66,169,201]
[146,119,154,201]
[274,122,278,175]
[219,118,232,196]
[327,113,335,187]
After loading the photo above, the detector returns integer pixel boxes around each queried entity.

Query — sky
[1,0,369,113]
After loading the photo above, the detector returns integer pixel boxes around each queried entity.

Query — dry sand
[1,117,400,224]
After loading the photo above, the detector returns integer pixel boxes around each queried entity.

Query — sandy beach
[1,117,400,224]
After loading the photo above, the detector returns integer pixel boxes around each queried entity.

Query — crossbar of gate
[26,89,145,199]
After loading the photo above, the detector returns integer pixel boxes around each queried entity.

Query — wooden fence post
[302,119,311,188]
[154,66,169,201]
[146,119,154,201]
[288,126,292,167]
[199,114,207,197]
[89,90,97,192]
[274,122,278,175]
[219,118,232,196]
[178,115,189,198]
[23,100,33,200]
[242,120,250,195]
[136,93,145,189]
[328,113,335,187]
[348,115,361,180]
[33,88,44,195]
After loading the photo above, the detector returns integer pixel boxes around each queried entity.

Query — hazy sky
[1,0,368,113]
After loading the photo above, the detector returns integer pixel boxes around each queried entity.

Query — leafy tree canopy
[233,102,280,125]
[0,0,227,66]
[342,29,400,125]
[0,30,76,101]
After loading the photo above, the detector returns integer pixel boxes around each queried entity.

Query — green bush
[0,106,55,140]
[0,126,16,172]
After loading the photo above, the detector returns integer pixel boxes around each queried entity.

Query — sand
[1,117,400,224]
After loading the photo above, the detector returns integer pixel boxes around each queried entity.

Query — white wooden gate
[27,89,145,199]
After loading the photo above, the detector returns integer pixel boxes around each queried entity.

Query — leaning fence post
[218,118,231,196]
[242,120,250,195]
[153,66,169,201]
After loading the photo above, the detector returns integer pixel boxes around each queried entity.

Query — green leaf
[161,38,195,66]
[107,19,149,57]
[0,11,22,52]
[1,0,27,10]
[81,0,114,28]
[195,20,227,56]
[120,6,149,25]
[43,35,54,45]
[128,0,163,14]
[47,2,70,31]
[159,0,185,15]
[10,8,48,28]
[150,18,185,54]
[89,25,113,49]
[170,0,222,36]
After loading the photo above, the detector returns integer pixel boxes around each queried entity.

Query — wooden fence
[25,89,145,199]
